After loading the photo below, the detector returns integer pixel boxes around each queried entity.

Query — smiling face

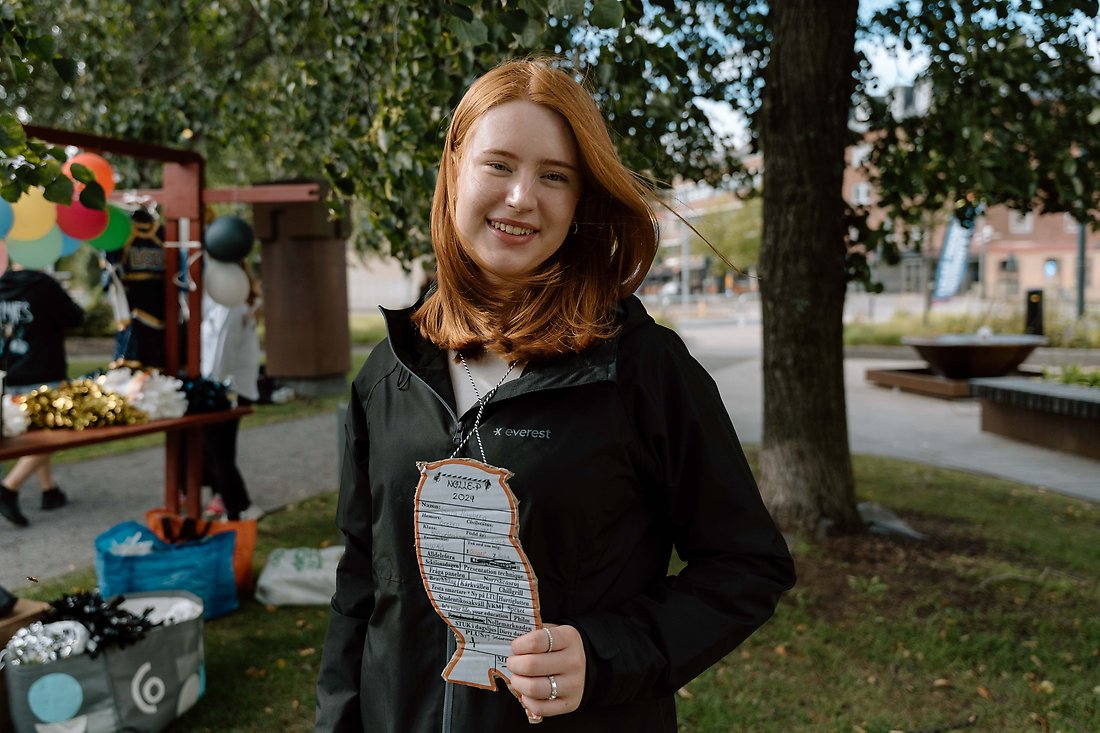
[454,99,583,282]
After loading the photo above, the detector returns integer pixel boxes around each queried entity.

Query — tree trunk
[758,1,863,535]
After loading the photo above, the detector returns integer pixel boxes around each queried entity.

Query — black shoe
[41,487,68,511]
[0,489,28,527]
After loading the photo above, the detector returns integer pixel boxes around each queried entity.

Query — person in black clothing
[314,58,795,732]
[0,263,84,527]
[106,207,167,369]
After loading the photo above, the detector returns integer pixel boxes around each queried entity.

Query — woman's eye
[487,162,509,172]
[544,172,568,183]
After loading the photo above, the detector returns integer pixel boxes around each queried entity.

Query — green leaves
[447,15,489,45]
[51,56,77,83]
[589,0,624,28]
[0,113,28,154]
[43,172,74,205]
[864,0,1100,249]
[77,182,106,210]
[1,5,82,204]
[548,0,584,17]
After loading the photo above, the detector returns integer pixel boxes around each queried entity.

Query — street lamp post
[1077,217,1087,320]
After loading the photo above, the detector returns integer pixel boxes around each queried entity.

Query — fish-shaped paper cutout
[414,457,542,691]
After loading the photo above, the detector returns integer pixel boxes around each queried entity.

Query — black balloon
[205,215,254,262]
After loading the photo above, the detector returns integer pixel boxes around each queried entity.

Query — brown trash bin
[253,184,352,397]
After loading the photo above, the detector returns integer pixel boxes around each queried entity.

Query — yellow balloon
[9,187,57,241]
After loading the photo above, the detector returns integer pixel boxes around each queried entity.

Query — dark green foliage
[862,1,1100,251]
[2,1,743,261]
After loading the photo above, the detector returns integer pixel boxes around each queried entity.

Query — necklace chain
[452,353,517,462]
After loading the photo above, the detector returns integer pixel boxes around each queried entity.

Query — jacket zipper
[442,633,457,733]
[386,344,461,733]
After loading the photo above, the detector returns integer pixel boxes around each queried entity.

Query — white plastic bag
[254,546,344,606]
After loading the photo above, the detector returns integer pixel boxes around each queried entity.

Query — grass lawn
[16,452,1099,732]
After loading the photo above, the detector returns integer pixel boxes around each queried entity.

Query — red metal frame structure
[18,125,212,518]
[10,128,325,518]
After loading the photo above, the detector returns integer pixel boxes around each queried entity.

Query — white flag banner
[931,216,976,302]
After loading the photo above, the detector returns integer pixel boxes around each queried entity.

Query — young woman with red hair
[316,57,794,733]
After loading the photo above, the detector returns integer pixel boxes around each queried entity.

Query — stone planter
[970,377,1100,460]
[866,335,1046,399]
[902,335,1046,379]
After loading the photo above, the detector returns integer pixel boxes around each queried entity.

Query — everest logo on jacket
[493,426,552,440]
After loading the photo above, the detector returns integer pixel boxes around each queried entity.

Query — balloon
[205,216,254,262]
[56,198,109,240]
[63,152,116,197]
[88,205,132,252]
[60,233,83,257]
[0,241,8,274]
[0,198,12,240]
[7,226,64,270]
[205,257,250,307]
[9,188,57,241]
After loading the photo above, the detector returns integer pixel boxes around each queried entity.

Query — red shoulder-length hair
[411,57,659,363]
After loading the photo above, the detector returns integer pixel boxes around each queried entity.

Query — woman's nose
[505,179,535,210]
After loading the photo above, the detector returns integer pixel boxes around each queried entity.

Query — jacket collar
[380,296,653,404]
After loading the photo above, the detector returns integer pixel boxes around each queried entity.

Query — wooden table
[0,407,253,519]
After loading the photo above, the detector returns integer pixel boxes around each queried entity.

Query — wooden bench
[970,377,1100,460]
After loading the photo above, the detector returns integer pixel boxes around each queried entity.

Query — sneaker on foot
[236,504,265,522]
[41,487,68,510]
[204,495,227,519]
[0,491,28,527]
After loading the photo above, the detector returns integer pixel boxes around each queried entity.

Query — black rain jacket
[315,296,795,732]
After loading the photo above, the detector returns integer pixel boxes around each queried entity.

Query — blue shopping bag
[94,521,238,619]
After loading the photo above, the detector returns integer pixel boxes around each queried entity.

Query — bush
[70,298,117,338]
[845,303,1100,348]
[1042,363,1100,387]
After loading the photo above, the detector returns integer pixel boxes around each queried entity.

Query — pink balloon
[56,198,109,240]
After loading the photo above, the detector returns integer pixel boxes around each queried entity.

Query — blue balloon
[60,232,83,257]
[0,198,13,240]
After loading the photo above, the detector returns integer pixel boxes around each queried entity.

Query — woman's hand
[507,623,586,722]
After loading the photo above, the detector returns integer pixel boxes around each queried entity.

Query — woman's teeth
[490,221,535,236]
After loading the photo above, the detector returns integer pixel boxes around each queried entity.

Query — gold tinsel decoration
[17,380,148,431]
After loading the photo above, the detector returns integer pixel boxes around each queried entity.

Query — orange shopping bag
[146,507,258,591]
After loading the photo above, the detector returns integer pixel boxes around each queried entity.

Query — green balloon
[8,226,64,270]
[88,204,132,252]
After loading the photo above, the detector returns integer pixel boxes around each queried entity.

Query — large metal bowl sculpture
[901,334,1046,379]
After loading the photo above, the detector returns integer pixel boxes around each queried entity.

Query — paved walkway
[2,321,1097,591]
[680,317,1099,501]
[0,412,340,591]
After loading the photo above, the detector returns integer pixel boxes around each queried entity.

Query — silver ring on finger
[547,674,558,701]
[544,627,554,653]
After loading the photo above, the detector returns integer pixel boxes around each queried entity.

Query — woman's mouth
[488,220,537,236]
